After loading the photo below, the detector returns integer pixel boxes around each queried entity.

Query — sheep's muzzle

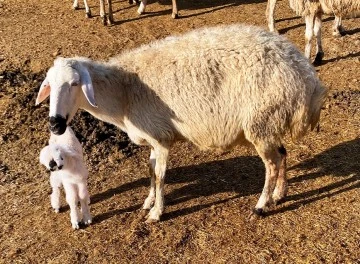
[49,115,67,135]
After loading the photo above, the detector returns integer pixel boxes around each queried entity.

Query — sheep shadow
[319,51,360,66]
[111,0,266,24]
[93,138,359,222]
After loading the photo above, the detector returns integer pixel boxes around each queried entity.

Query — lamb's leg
[313,13,324,65]
[107,0,114,25]
[143,148,156,210]
[253,143,281,215]
[63,182,81,229]
[50,174,62,213]
[272,145,288,204]
[304,13,315,60]
[146,145,169,223]
[137,0,147,15]
[171,0,179,19]
[78,182,92,225]
[333,15,345,37]
[266,0,277,33]
[83,0,92,18]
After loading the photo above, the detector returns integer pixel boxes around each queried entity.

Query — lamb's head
[39,145,65,172]
[36,57,97,135]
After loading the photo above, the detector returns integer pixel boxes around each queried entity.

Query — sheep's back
[112,24,324,149]
[319,0,360,16]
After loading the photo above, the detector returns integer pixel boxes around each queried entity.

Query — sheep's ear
[36,78,51,105]
[77,64,97,108]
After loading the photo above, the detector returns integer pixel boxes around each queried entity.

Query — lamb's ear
[36,78,51,105]
[77,64,97,108]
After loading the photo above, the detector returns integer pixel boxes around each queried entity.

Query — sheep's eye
[71,81,79,87]
[60,156,63,160]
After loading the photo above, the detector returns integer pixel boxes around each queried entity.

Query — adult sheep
[35,24,327,223]
[266,0,360,64]
[73,0,113,25]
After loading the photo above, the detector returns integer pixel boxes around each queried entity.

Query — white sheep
[73,0,113,25]
[266,0,360,64]
[39,126,92,229]
[137,0,179,19]
[35,24,327,223]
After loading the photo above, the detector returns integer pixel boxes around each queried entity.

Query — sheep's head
[36,57,97,135]
[39,145,65,172]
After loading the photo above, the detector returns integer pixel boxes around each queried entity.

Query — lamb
[35,24,327,223]
[73,0,113,25]
[39,126,92,229]
[137,0,179,19]
[266,0,360,64]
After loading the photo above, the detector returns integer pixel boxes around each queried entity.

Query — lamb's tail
[290,81,328,140]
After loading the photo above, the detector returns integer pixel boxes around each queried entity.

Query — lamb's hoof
[253,208,266,216]
[53,208,60,213]
[313,52,324,66]
[172,13,179,19]
[86,11,92,18]
[72,222,80,230]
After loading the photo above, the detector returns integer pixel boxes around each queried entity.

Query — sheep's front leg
[171,0,179,19]
[146,145,169,223]
[83,0,92,18]
[73,0,80,9]
[78,182,92,225]
[137,0,147,15]
[266,0,277,33]
[272,146,288,204]
[107,0,114,25]
[143,148,156,210]
[63,182,81,229]
[254,144,281,215]
[50,174,62,213]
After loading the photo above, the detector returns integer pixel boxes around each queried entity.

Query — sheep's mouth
[49,114,67,135]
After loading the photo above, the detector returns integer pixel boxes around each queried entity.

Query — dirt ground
[0,0,359,263]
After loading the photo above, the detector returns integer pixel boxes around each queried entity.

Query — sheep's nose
[49,159,57,171]
[49,115,67,135]
[58,165,63,170]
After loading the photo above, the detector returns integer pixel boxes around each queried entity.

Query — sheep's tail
[290,82,328,140]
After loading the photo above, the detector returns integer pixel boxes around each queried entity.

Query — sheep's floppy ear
[77,64,97,108]
[36,78,51,105]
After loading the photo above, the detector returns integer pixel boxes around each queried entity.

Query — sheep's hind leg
[333,15,345,37]
[313,14,324,66]
[253,143,282,215]
[137,0,147,15]
[266,0,278,33]
[171,0,179,19]
[146,145,169,223]
[143,148,156,210]
[73,0,80,9]
[272,145,288,205]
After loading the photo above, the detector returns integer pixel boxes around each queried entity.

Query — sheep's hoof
[53,208,60,213]
[72,222,80,230]
[86,11,92,18]
[83,219,92,225]
[253,208,266,216]
[172,13,179,19]
[101,16,107,26]
[73,5,79,10]
[313,52,324,66]
[145,216,160,223]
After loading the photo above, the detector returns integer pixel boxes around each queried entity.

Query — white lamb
[35,24,327,223]
[266,0,360,64]
[39,126,92,229]
[73,0,113,25]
